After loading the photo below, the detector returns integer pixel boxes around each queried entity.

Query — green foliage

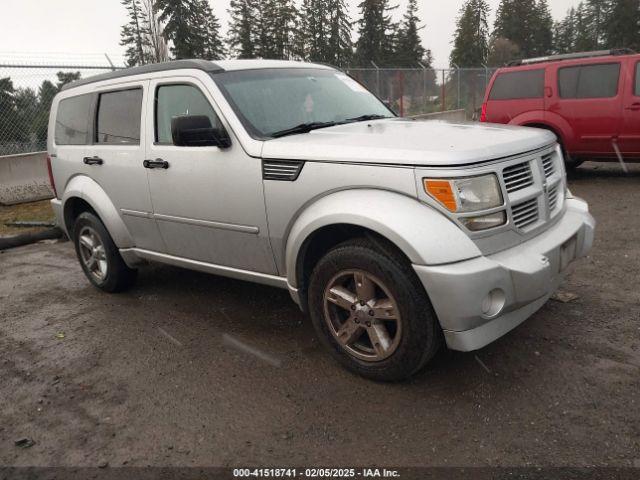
[298,0,353,66]
[354,0,398,67]
[554,0,640,54]
[155,0,225,59]
[394,0,428,67]
[450,0,490,67]
[493,0,554,57]
[227,0,257,59]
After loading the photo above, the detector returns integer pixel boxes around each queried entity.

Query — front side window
[96,88,143,144]
[55,94,92,145]
[213,68,394,139]
[489,70,545,100]
[155,84,222,145]
[558,63,620,99]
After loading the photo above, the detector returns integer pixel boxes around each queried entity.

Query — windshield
[212,68,394,139]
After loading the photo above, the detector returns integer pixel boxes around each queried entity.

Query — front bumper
[413,197,595,352]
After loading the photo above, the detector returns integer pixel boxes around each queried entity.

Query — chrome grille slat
[502,161,533,193]
[548,185,559,211]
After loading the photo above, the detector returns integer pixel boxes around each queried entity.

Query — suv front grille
[512,198,539,229]
[502,161,533,193]
[542,153,555,177]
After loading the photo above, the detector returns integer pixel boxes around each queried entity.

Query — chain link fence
[346,67,497,118]
[0,53,126,156]
[0,54,496,156]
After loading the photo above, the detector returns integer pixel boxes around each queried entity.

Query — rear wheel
[73,212,137,292]
[308,238,442,382]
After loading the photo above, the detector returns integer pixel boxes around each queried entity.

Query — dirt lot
[0,163,638,469]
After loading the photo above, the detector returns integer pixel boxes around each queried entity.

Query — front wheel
[73,212,137,293]
[308,238,442,382]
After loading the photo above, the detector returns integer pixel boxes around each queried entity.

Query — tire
[308,237,442,382]
[72,212,137,293]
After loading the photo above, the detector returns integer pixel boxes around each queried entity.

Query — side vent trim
[262,159,305,181]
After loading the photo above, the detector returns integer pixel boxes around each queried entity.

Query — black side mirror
[171,115,231,148]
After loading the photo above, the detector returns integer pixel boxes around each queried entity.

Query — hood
[260,118,556,167]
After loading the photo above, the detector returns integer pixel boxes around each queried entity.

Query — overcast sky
[1,0,578,68]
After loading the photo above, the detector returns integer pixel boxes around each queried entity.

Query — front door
[144,77,277,275]
[618,59,640,157]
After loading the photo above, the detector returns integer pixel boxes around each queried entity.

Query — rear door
[549,61,623,156]
[618,58,640,156]
[87,82,165,252]
[486,68,545,123]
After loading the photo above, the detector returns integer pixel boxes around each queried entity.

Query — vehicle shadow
[567,161,640,181]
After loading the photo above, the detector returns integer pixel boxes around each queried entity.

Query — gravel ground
[0,163,638,469]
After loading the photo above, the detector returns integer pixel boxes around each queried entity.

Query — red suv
[481,49,640,168]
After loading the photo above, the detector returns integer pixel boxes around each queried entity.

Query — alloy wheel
[323,270,402,362]
[78,226,108,282]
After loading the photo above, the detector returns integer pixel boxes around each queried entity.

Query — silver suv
[48,59,595,381]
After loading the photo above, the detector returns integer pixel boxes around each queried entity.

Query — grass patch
[0,200,55,236]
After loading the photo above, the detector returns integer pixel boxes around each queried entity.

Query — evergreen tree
[394,0,426,67]
[584,0,610,49]
[327,0,353,66]
[264,0,298,59]
[531,0,554,56]
[299,0,352,66]
[573,3,596,51]
[450,0,490,67]
[605,0,640,50]
[299,0,329,62]
[0,78,19,146]
[493,0,552,57]
[553,7,577,54]
[227,0,257,58]
[199,0,226,60]
[120,0,150,66]
[156,0,195,58]
[354,0,398,67]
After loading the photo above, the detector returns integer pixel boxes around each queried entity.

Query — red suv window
[558,63,620,99]
[635,62,640,96]
[489,69,545,100]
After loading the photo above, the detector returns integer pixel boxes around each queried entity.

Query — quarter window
[558,63,620,99]
[489,70,545,100]
[155,84,222,145]
[55,94,92,145]
[635,62,640,96]
[96,88,143,144]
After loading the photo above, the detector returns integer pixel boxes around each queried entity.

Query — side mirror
[171,115,231,148]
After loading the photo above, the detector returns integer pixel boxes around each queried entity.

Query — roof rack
[61,59,224,91]
[507,48,636,67]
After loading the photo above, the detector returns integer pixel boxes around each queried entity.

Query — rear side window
[558,63,620,99]
[55,94,92,145]
[155,84,222,145]
[489,70,544,100]
[96,88,143,144]
[635,62,640,96]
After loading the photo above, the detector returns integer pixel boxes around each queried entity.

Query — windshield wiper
[343,114,390,123]
[270,121,338,138]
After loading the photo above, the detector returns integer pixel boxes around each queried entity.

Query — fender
[510,111,575,149]
[61,175,135,248]
[284,189,482,289]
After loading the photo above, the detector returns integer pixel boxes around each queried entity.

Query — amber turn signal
[423,179,457,212]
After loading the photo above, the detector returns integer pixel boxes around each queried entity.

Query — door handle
[626,103,640,111]
[83,156,103,166]
[143,159,169,169]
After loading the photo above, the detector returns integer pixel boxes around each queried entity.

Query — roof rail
[507,48,636,67]
[60,59,224,91]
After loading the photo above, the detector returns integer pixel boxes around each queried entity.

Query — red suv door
[618,58,640,157]
[546,60,623,157]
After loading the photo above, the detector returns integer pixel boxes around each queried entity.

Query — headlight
[423,174,503,213]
